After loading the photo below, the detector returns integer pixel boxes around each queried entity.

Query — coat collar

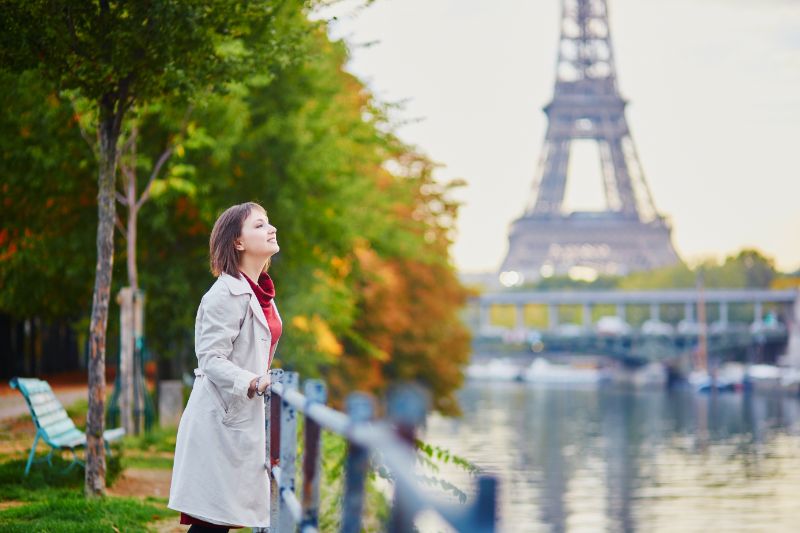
[218,272,270,330]
[219,271,251,296]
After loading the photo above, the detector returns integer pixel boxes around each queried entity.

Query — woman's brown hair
[209,202,268,277]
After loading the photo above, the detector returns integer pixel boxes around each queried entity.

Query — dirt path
[151,517,186,533]
[108,467,187,531]
[109,467,172,499]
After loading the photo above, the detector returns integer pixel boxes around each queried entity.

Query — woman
[168,202,283,531]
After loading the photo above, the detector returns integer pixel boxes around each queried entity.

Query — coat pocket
[221,397,250,427]
[203,377,231,416]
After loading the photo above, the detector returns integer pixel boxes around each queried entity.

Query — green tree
[0,71,96,320]
[0,0,306,496]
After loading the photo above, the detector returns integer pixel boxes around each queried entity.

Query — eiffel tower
[500,0,680,284]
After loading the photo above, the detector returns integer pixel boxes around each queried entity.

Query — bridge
[471,289,800,365]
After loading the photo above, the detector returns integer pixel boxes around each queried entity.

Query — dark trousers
[187,525,229,533]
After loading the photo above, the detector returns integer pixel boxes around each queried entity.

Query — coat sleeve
[195,288,259,400]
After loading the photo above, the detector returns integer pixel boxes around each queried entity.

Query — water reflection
[422,384,800,532]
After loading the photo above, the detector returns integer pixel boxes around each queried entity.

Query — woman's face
[236,209,279,259]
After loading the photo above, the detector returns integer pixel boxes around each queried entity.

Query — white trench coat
[168,272,280,527]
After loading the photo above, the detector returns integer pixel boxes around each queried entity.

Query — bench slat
[51,429,86,448]
[103,427,126,442]
[30,391,57,405]
[17,379,52,394]
[44,418,78,440]
[31,400,65,417]
[37,409,72,429]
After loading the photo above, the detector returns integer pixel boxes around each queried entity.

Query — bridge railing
[254,369,497,533]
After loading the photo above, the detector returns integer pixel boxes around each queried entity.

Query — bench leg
[63,448,84,473]
[24,432,40,476]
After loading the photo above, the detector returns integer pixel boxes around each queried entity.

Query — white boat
[690,364,746,393]
[465,358,521,381]
[521,358,606,385]
[641,319,674,336]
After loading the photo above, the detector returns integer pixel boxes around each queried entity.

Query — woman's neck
[239,256,267,283]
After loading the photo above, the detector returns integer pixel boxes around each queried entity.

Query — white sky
[318,0,800,273]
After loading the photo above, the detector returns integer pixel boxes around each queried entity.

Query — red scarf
[244,271,276,305]
[241,271,282,365]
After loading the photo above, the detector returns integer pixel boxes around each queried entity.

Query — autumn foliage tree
[1,4,473,461]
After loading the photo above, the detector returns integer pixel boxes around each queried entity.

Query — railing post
[301,379,327,532]
[387,385,428,533]
[268,369,285,532]
[340,393,374,533]
[279,371,300,533]
[472,476,498,533]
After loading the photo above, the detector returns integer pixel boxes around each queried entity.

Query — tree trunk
[126,125,139,291]
[85,104,120,497]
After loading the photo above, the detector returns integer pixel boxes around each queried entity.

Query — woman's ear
[235,240,245,252]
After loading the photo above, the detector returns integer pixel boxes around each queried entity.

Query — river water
[420,382,800,532]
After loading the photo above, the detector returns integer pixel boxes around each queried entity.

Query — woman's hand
[248,374,272,398]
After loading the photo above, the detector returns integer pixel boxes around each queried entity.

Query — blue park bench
[10,377,125,476]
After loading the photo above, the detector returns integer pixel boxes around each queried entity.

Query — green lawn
[0,400,177,532]
[0,453,173,533]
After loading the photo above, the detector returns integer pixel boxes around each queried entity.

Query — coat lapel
[272,300,282,325]
[219,272,269,330]
[248,293,269,330]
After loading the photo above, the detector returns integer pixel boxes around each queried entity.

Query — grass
[0,394,177,532]
[0,452,172,532]
[117,424,178,471]
[0,492,171,533]
[120,425,177,455]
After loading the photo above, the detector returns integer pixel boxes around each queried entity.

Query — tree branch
[63,6,92,61]
[115,214,127,240]
[112,76,133,140]
[115,191,128,206]
[136,146,172,209]
[120,126,138,155]
[135,104,194,210]
[68,98,97,153]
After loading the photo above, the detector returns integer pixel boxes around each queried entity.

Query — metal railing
[253,369,497,533]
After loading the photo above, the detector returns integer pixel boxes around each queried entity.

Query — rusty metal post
[301,379,326,531]
[340,393,374,533]
[278,371,300,533]
[387,385,428,533]
[267,369,284,531]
